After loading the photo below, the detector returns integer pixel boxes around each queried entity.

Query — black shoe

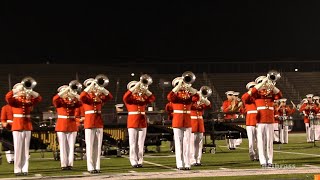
[196,163,202,166]
[177,167,184,170]
[184,167,191,170]
[132,165,139,168]
[67,166,73,170]
[255,159,259,161]
[261,164,267,168]
[15,173,22,176]
[9,161,14,164]
[137,164,143,168]
[22,172,28,176]
[61,167,68,170]
[88,170,96,174]
[267,163,273,168]
[95,170,101,173]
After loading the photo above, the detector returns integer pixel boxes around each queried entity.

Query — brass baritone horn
[267,70,281,83]
[95,74,109,87]
[200,86,212,98]
[21,76,37,90]
[182,71,196,85]
[140,74,153,87]
[69,80,82,94]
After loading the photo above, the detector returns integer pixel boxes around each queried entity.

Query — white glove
[145,90,152,97]
[13,84,24,94]
[84,81,96,92]
[273,86,280,94]
[172,80,183,93]
[100,87,110,96]
[129,82,141,92]
[188,87,197,95]
[254,77,268,90]
[29,90,39,98]
[58,87,70,97]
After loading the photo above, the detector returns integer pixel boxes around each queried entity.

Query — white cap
[127,81,138,90]
[57,85,69,92]
[13,83,22,89]
[115,104,124,108]
[172,77,183,87]
[233,92,240,96]
[279,98,287,102]
[225,91,234,96]
[306,94,314,98]
[246,81,256,90]
[313,96,320,100]
[255,76,267,84]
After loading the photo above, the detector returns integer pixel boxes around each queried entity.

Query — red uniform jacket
[123,90,156,128]
[80,91,113,129]
[274,104,280,123]
[165,102,173,120]
[222,100,237,120]
[1,104,13,130]
[167,90,199,128]
[75,105,85,127]
[5,90,42,131]
[299,102,318,123]
[249,87,282,124]
[53,94,82,132]
[241,93,257,126]
[276,105,296,124]
[190,101,211,133]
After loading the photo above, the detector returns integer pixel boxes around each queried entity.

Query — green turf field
[0,132,319,179]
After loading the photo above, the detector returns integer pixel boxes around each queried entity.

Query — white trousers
[57,131,77,167]
[128,128,147,166]
[273,123,279,142]
[280,126,289,144]
[246,126,258,160]
[12,131,31,173]
[314,125,320,141]
[257,123,274,165]
[173,128,191,168]
[190,132,203,164]
[5,150,14,163]
[227,139,236,148]
[85,128,103,171]
[305,123,314,142]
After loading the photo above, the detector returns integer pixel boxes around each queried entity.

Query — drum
[310,118,320,126]
[283,116,294,127]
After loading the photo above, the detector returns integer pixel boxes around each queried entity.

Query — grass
[0,132,319,179]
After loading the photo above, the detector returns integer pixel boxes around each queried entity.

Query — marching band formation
[0,70,319,175]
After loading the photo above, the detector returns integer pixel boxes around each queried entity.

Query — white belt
[173,110,191,114]
[257,106,274,110]
[128,111,146,115]
[247,110,258,114]
[191,116,203,119]
[13,114,31,118]
[7,120,13,123]
[57,115,76,119]
[85,110,101,114]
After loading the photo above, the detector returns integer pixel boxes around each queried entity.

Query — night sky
[1,1,320,64]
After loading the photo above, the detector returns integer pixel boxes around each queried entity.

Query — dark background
[1,1,320,71]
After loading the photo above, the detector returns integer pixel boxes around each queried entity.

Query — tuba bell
[21,76,37,90]
[182,71,196,85]
[69,80,82,94]
[200,86,212,98]
[139,74,152,90]
[95,74,109,87]
[267,70,281,83]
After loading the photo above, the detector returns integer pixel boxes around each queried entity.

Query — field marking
[220,145,320,157]
[122,156,175,170]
